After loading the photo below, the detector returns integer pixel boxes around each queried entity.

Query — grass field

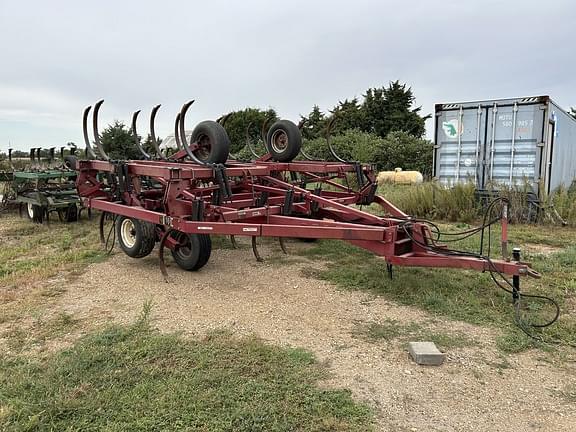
[297,222,576,353]
[0,216,105,287]
[0,305,372,431]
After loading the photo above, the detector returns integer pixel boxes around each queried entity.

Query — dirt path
[40,243,576,431]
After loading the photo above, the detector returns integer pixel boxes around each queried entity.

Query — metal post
[509,103,518,185]
[489,103,498,181]
[501,201,509,260]
[455,106,463,183]
[474,105,482,185]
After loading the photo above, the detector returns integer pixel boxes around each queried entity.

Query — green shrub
[301,129,385,164]
[379,131,433,177]
[548,184,576,225]
[301,130,433,177]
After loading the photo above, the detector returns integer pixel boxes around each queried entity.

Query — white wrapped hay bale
[377,168,423,185]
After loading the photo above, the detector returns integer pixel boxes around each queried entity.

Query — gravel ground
[17,240,576,431]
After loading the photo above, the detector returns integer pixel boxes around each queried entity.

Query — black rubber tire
[190,121,230,164]
[62,204,78,222]
[24,203,44,223]
[265,120,302,162]
[170,232,211,271]
[64,155,78,170]
[116,216,156,258]
[298,237,318,243]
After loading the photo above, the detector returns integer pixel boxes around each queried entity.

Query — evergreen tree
[329,98,365,134]
[100,121,142,160]
[362,81,429,138]
[300,105,326,139]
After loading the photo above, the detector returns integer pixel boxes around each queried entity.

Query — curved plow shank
[246,122,262,159]
[326,116,347,163]
[260,117,271,143]
[173,112,183,151]
[98,211,108,245]
[251,236,263,262]
[158,228,172,282]
[92,100,110,160]
[216,113,232,127]
[297,118,317,161]
[178,100,207,165]
[150,105,167,160]
[131,110,151,160]
[83,106,98,159]
[278,237,288,254]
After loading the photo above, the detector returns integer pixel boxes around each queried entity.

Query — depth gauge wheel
[64,155,78,170]
[22,203,44,223]
[170,231,212,271]
[265,120,302,162]
[190,121,230,164]
[59,204,78,223]
[116,216,156,258]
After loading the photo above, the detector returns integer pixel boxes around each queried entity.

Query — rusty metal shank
[92,100,110,160]
[83,106,98,159]
[150,105,167,160]
[178,100,207,165]
[326,116,347,163]
[173,112,183,151]
[131,110,151,160]
[246,122,262,159]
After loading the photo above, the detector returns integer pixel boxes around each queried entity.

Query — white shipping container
[433,96,576,196]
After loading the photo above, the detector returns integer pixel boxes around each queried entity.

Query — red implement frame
[75,156,540,279]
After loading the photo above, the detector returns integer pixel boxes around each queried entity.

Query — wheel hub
[27,203,34,219]
[270,130,289,153]
[120,218,137,248]
[195,134,211,161]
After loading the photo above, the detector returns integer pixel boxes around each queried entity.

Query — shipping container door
[483,102,543,190]
[435,105,485,186]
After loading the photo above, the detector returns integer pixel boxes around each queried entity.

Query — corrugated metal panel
[433,95,576,196]
[547,101,576,192]
[435,105,484,187]
[484,102,543,189]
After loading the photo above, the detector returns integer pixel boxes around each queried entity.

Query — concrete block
[408,341,446,366]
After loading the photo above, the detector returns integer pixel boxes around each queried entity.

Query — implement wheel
[64,155,78,170]
[265,120,302,162]
[170,232,212,271]
[59,204,78,223]
[116,216,156,258]
[22,203,44,223]
[190,121,230,164]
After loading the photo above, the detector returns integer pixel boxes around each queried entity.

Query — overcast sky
[0,0,574,151]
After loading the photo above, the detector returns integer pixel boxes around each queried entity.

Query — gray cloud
[1,0,574,150]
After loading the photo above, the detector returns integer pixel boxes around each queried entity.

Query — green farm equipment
[0,146,84,223]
